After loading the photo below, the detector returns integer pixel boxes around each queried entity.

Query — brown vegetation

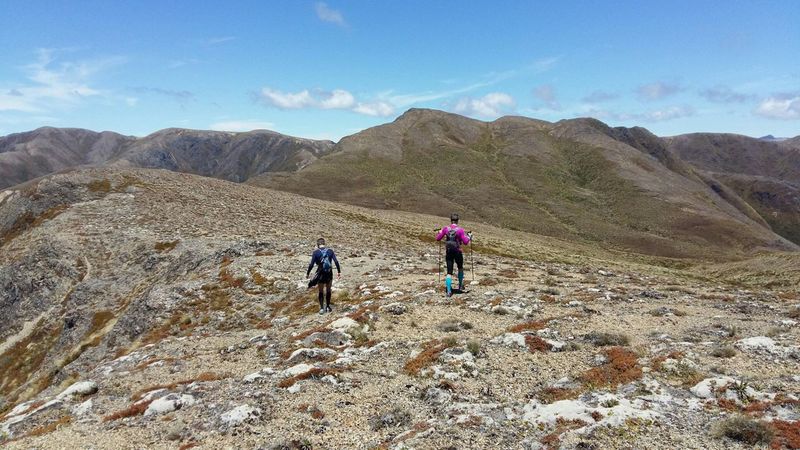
[580,347,642,389]
[404,339,456,376]
[278,368,340,388]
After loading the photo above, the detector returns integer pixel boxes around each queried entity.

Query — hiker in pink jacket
[436,213,471,296]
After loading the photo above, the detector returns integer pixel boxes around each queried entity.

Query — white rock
[220,405,262,427]
[736,336,784,354]
[144,394,196,417]
[242,372,265,383]
[57,381,98,399]
[281,363,314,378]
[287,383,303,394]
[491,333,526,348]
[329,317,360,330]
[72,399,93,416]
[690,377,736,399]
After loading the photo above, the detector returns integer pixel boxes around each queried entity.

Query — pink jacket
[436,223,471,252]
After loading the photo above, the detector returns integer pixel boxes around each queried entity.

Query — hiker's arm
[306,252,316,277]
[459,228,471,245]
[333,251,341,273]
[435,227,447,241]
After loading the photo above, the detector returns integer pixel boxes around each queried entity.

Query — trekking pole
[469,231,474,284]
[432,228,441,284]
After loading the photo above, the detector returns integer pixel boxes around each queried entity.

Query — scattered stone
[220,405,262,428]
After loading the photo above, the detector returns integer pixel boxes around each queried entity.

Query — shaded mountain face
[666,133,800,245]
[0,127,134,189]
[0,127,335,189]
[255,109,796,258]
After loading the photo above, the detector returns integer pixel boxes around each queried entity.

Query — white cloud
[0,49,124,113]
[315,2,346,27]
[259,88,315,109]
[642,105,695,121]
[125,97,139,107]
[319,89,355,109]
[210,120,276,132]
[754,94,800,120]
[352,101,394,117]
[453,92,516,117]
[257,87,394,117]
[584,105,694,122]
[636,81,683,101]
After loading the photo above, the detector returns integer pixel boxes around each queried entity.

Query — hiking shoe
[318,308,325,315]
[325,306,332,313]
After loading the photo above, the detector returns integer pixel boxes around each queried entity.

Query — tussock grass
[583,331,630,347]
[713,416,773,445]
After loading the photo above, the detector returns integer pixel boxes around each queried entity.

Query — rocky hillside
[255,109,796,258]
[1,168,798,449]
[666,133,800,245]
[0,127,334,189]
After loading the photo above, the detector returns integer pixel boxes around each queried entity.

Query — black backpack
[445,227,460,250]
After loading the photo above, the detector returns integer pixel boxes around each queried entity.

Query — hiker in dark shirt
[306,237,341,314]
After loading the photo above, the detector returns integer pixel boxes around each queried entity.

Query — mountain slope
[1,168,798,448]
[0,127,335,189]
[254,109,795,258]
[0,127,134,189]
[666,133,800,245]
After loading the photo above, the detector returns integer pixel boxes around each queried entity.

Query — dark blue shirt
[307,248,341,276]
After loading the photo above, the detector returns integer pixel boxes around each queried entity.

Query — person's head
[450,213,459,224]
[316,237,326,248]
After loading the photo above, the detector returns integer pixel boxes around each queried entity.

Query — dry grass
[710,345,737,358]
[525,335,550,353]
[770,420,800,449]
[130,372,226,401]
[1,204,68,247]
[583,331,630,347]
[580,347,642,389]
[278,368,340,388]
[154,240,180,252]
[508,319,551,333]
[713,415,773,445]
[538,387,581,403]
[20,415,71,438]
[404,339,456,376]
[103,398,155,421]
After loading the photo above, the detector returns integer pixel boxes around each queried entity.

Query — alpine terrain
[0,111,799,449]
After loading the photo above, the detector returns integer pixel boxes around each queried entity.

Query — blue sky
[0,1,798,140]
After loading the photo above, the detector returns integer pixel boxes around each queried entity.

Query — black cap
[450,213,459,223]
[316,237,326,247]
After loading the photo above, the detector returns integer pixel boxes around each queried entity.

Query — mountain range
[2,110,799,258]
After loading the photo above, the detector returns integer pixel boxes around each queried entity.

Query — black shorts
[317,270,333,285]
[445,248,464,275]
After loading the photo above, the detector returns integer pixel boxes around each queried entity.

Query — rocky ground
[0,168,798,449]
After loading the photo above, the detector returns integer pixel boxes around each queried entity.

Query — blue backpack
[320,249,333,273]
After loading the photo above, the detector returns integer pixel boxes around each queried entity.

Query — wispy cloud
[131,87,195,106]
[452,92,516,118]
[0,49,124,113]
[754,93,800,120]
[533,85,560,110]
[315,2,346,27]
[636,81,683,101]
[586,105,695,122]
[257,87,394,117]
[210,120,276,132]
[582,90,619,103]
[699,85,754,103]
[385,57,559,109]
[206,36,236,45]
